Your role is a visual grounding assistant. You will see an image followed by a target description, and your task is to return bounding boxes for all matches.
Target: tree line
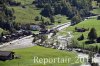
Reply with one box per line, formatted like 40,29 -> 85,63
0,0 -> 15,32
34,0 -> 94,24
0,0 -> 30,36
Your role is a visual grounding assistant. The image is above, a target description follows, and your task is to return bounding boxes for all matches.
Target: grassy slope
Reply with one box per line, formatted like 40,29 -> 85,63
57,1 -> 100,36
48,15 -> 70,29
11,0 -> 70,25
0,46 -> 80,66
92,8 -> 100,14
10,0 -> 41,24
67,18 -> 100,37
92,1 -> 97,7
0,28 -> 3,34
59,1 -> 100,47
12,6 -> 40,24
92,1 -> 100,14
64,18 -> 100,48
54,15 -> 70,25
0,0 -> 40,33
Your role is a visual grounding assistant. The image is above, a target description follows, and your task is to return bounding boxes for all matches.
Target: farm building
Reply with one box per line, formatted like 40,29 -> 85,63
0,51 -> 15,61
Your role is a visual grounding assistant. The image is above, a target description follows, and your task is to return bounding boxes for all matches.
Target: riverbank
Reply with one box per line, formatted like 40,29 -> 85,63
0,35 -> 35,50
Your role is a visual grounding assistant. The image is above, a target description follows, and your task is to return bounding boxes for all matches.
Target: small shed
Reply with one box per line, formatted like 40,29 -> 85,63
0,51 -> 15,61
30,25 -> 40,31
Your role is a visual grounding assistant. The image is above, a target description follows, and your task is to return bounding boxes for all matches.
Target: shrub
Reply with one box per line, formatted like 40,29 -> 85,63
77,34 -> 84,41
91,63 -> 99,66
96,37 -> 100,43
97,16 -> 100,20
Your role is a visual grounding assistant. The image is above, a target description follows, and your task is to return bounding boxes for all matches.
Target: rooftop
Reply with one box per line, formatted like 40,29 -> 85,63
0,51 -> 14,56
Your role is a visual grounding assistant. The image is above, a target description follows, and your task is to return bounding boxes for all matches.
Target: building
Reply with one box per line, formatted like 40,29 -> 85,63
0,51 -> 15,61
30,25 -> 40,31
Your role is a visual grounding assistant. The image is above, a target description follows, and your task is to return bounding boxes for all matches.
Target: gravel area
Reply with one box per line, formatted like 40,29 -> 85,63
0,35 -> 35,50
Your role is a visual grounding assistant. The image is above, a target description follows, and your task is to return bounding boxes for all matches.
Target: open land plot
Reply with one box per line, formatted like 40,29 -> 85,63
0,46 -> 81,66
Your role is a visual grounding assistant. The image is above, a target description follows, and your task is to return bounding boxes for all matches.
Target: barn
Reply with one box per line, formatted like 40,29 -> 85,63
0,51 -> 15,61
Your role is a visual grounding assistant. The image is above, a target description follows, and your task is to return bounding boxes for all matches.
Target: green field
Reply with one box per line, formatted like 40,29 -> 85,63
92,1 -> 97,7
0,46 -> 80,66
15,0 -> 34,5
54,15 -> 70,25
63,17 -> 100,48
12,6 -> 40,24
92,8 -> 100,14
8,0 -> 41,24
92,1 -> 100,14
0,28 -> 4,34
67,18 -> 100,37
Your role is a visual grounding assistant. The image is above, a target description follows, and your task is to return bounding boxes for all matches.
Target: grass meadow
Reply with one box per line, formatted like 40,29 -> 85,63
0,46 -> 80,66
63,17 -> 100,48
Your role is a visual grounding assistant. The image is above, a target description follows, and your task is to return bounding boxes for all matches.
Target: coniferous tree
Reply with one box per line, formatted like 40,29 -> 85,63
35,16 -> 40,21
88,28 -> 97,42
96,37 -> 100,43
71,12 -> 82,24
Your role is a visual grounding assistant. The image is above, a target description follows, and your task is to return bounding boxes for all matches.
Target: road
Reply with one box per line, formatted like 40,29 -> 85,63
51,22 -> 71,31
51,15 -> 99,31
